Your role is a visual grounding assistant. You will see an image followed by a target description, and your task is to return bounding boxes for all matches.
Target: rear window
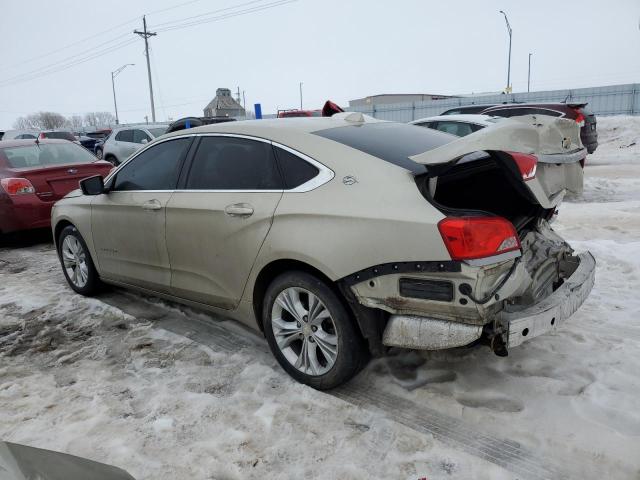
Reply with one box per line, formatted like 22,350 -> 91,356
2,143 -> 96,168
313,122 -> 452,173
42,131 -> 76,141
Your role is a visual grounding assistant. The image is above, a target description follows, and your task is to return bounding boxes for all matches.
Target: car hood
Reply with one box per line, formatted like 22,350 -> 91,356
409,115 -> 583,165
0,442 -> 135,480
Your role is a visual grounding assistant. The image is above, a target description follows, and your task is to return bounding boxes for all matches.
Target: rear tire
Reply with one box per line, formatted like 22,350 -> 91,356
104,154 -> 118,166
57,225 -> 101,296
263,271 -> 368,389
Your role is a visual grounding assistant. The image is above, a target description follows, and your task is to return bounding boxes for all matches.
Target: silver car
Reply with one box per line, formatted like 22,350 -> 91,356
102,124 -> 168,165
51,113 -> 595,389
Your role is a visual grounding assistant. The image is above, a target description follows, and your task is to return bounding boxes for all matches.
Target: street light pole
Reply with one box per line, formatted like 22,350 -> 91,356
111,64 -> 134,125
299,82 -> 303,110
528,53 -> 532,93
499,10 -> 513,92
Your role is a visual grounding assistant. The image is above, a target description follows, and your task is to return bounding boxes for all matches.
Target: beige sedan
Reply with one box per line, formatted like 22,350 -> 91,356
52,113 -> 595,389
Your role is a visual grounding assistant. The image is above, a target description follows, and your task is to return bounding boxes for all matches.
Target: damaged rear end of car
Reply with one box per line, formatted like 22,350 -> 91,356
348,115 -> 595,356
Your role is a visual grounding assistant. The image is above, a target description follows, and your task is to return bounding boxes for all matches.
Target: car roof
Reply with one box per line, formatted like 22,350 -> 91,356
162,114 -> 387,140
411,114 -> 505,125
0,138 -> 72,148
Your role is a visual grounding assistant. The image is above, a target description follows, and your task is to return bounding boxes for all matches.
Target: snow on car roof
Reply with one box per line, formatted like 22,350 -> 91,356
411,114 -> 505,125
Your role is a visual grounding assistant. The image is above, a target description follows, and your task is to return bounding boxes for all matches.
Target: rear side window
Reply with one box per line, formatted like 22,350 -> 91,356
185,136 -> 282,190
132,129 -> 151,144
115,130 -> 134,142
112,138 -> 191,191
435,121 -> 475,137
2,143 -> 96,168
314,122 -> 452,173
274,147 -> 319,189
489,107 -> 562,118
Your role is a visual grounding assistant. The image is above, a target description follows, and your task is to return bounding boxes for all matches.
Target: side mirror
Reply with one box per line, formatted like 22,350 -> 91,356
80,175 -> 105,196
141,138 -> 148,144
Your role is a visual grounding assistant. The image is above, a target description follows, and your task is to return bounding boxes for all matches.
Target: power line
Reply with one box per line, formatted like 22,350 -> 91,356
0,0 -> 299,89
156,0 -> 298,32
0,38 -> 137,88
0,33 -> 133,86
153,0 -> 268,28
5,18 -> 138,70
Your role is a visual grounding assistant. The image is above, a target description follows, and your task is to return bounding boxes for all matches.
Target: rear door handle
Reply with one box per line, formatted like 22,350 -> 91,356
224,203 -> 254,218
142,199 -> 162,211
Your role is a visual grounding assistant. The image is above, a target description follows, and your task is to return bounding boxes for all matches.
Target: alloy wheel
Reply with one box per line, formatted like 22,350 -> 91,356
61,235 -> 89,288
271,287 -> 338,376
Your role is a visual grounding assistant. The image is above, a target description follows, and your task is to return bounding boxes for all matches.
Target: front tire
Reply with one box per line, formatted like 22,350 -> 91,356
95,148 -> 103,159
263,271 -> 367,389
57,225 -> 101,296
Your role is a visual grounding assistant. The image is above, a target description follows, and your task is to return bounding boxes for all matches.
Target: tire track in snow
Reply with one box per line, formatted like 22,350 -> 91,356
102,290 -> 570,480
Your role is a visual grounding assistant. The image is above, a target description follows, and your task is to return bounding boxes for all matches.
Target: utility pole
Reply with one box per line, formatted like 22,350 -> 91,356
528,53 -> 532,93
242,90 -> 246,116
299,82 -> 303,110
111,64 -> 134,125
499,10 -> 512,93
134,16 -> 157,122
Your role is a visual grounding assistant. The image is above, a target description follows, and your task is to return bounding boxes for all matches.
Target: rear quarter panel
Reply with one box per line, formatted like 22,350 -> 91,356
244,134 -> 450,302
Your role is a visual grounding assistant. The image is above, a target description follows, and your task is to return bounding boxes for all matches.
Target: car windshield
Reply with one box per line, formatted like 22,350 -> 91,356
43,131 -> 76,141
2,143 -> 96,168
313,122 -> 453,173
148,127 -> 167,138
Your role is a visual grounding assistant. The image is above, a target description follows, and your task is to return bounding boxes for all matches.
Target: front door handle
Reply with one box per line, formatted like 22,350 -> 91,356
142,199 -> 162,211
224,203 -> 254,218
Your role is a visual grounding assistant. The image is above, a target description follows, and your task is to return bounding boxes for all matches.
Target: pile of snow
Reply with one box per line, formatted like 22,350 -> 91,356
587,115 -> 640,165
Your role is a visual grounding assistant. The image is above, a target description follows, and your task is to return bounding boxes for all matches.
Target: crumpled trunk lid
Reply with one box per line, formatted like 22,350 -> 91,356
411,115 -> 586,210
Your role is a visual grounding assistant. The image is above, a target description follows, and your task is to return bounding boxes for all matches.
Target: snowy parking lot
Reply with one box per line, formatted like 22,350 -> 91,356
1,117 -> 639,480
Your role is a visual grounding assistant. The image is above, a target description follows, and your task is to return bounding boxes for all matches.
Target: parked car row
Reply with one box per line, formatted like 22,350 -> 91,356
0,139 -> 112,235
437,102 -> 598,153
48,112 -> 594,389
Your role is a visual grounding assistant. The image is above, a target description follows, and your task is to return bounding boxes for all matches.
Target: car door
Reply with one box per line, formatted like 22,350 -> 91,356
165,134 -> 283,308
91,137 -> 192,292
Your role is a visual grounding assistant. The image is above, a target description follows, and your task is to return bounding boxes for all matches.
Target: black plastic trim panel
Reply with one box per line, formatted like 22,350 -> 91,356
342,261 -> 461,287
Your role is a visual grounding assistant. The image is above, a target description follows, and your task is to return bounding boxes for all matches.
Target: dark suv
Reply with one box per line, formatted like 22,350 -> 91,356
441,102 -> 598,153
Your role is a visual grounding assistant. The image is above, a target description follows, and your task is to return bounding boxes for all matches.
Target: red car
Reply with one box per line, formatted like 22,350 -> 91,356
0,139 -> 113,234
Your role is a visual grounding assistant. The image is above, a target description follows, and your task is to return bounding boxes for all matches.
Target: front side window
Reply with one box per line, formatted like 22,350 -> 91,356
185,136 -> 282,190
115,130 -> 133,142
112,138 -> 191,191
132,129 -> 151,144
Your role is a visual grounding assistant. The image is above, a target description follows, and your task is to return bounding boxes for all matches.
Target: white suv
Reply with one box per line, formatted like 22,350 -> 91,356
102,125 -> 168,165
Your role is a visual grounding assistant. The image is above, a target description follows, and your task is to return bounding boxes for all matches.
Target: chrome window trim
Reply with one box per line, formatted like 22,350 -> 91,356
103,132 -> 334,194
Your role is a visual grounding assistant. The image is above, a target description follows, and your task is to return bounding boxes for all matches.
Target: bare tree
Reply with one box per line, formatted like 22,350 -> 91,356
67,115 -> 84,131
84,111 -> 115,128
13,111 -> 67,130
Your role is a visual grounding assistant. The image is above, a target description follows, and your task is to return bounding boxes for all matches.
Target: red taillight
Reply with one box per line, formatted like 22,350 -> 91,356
573,109 -> 585,127
438,216 -> 521,260
0,178 -> 36,195
508,152 -> 537,181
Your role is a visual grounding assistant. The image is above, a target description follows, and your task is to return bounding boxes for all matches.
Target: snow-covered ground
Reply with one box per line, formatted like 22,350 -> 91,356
1,116 -> 639,479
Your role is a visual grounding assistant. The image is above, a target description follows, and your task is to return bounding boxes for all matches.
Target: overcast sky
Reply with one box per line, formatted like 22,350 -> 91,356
1,0 -> 639,129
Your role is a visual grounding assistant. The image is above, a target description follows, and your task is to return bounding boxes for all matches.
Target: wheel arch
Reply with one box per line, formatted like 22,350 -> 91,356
251,258 -> 386,356
252,259 -> 337,333
53,219 -> 74,249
